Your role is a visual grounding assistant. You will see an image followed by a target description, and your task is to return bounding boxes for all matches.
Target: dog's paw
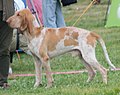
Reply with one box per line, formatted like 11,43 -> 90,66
45,83 -> 53,89
34,82 -> 42,88
86,76 -> 94,83
109,65 -> 116,71
34,83 -> 39,88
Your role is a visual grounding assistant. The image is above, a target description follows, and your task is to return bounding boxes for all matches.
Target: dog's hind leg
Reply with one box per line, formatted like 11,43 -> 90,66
91,61 -> 107,84
80,44 -> 108,84
82,54 -> 107,84
77,50 -> 96,82
72,49 -> 96,82
80,57 -> 96,82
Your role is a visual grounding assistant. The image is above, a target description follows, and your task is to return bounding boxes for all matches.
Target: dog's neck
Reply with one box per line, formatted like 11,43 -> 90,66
22,26 -> 43,43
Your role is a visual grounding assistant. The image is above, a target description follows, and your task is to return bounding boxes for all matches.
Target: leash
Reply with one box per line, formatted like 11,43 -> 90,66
72,0 -> 98,26
11,70 -> 88,77
16,50 -> 22,64
29,0 -> 42,27
15,30 -> 22,64
9,68 -> 120,77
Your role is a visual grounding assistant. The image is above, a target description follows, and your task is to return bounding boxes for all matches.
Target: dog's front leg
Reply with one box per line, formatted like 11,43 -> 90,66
32,55 -> 43,88
42,60 -> 54,88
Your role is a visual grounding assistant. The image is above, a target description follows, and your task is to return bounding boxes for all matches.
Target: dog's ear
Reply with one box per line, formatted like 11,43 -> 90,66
24,10 -> 35,35
18,12 -> 27,31
26,14 -> 34,34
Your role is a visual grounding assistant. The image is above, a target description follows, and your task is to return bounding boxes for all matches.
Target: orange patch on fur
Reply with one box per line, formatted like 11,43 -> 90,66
64,38 -> 78,46
72,32 -> 79,40
87,32 -> 100,47
46,29 -> 61,51
34,27 -> 43,37
47,28 -> 69,51
64,29 -> 79,46
39,28 -> 67,56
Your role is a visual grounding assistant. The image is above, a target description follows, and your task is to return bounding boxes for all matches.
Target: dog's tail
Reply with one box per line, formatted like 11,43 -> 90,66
97,37 -> 116,70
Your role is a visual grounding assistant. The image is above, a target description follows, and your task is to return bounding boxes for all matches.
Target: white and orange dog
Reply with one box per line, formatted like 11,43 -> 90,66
7,9 -> 116,88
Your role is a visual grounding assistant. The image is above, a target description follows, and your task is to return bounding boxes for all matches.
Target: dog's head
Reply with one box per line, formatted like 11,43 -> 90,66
7,9 -> 34,34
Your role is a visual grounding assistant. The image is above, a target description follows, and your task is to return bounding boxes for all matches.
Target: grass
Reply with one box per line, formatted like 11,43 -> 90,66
1,0 -> 120,95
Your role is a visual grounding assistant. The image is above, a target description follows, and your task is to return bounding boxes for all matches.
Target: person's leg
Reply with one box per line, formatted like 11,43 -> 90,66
56,0 -> 66,27
0,11 -> 13,87
42,0 -> 57,28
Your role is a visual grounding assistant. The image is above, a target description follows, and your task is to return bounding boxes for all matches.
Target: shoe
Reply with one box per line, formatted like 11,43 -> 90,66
0,83 -> 10,89
8,74 -> 16,79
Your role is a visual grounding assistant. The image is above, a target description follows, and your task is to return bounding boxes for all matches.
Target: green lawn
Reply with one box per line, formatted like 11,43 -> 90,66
1,0 -> 120,95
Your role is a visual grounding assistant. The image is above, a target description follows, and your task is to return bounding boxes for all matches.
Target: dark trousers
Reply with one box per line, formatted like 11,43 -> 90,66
0,11 -> 13,85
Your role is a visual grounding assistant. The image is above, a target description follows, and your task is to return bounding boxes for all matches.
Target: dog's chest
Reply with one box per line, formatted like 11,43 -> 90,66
28,37 -> 43,57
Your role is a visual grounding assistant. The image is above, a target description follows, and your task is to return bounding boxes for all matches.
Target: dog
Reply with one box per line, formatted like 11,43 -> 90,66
7,9 -> 116,88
